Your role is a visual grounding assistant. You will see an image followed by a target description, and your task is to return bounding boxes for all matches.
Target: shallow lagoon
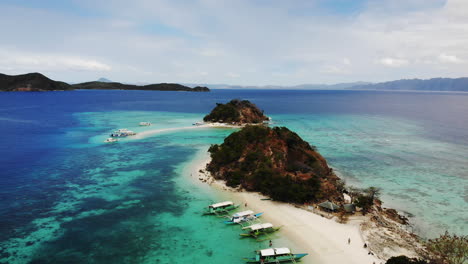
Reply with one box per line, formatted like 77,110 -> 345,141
0,89 -> 467,263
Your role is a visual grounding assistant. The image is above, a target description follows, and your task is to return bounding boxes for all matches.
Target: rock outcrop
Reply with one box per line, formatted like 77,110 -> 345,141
207,125 -> 341,203
203,99 -> 269,124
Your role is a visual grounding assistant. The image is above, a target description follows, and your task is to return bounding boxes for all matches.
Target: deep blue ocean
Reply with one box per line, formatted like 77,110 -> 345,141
0,89 -> 467,263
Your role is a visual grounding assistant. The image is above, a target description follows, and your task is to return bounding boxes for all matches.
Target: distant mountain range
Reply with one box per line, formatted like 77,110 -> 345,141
1,72 -> 467,92
0,73 -> 210,92
347,78 -> 468,92
182,82 -> 370,90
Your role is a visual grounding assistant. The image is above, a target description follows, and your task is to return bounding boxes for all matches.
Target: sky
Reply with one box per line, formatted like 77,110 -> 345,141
0,0 -> 467,85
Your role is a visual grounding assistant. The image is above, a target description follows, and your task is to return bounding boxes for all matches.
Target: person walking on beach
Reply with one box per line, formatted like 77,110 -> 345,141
348,238 -> 351,244
245,202 -> 247,207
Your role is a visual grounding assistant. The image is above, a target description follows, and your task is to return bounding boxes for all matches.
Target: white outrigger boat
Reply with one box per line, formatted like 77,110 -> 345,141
240,223 -> 281,238
139,122 -> 151,126
203,201 -> 240,215
110,128 -> 137,137
224,210 -> 263,225
104,138 -> 118,143
243,247 -> 308,263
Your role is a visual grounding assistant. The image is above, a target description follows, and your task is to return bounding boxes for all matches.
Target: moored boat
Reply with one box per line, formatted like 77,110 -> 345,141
240,223 -> 281,238
243,247 -> 308,263
203,201 -> 240,215
139,122 -> 151,126
224,210 -> 263,225
104,138 -> 118,143
110,128 -> 137,137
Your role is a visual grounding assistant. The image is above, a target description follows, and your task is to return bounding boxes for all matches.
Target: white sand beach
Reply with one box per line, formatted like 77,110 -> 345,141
133,123 -> 240,140
187,151 -> 384,264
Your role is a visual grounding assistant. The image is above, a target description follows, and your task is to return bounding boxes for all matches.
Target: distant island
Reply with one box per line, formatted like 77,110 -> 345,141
203,99 -> 269,124
188,77 -> 468,92
207,125 -> 342,203
349,77 -> 468,92
0,72 -> 210,92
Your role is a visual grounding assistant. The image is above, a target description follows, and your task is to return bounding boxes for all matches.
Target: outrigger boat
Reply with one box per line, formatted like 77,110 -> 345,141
104,138 -> 118,143
139,122 -> 151,126
110,128 -> 137,137
243,247 -> 308,263
224,210 -> 263,225
240,223 -> 281,238
203,201 -> 240,215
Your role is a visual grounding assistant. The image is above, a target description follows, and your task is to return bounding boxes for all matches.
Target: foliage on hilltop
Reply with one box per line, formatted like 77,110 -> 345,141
207,125 -> 341,203
203,99 -> 269,124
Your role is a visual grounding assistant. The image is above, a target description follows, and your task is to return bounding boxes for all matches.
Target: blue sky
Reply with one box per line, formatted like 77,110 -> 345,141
0,0 -> 466,85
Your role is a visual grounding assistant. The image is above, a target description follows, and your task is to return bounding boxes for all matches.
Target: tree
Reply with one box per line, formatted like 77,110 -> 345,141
365,186 -> 382,201
386,255 -> 428,264
426,232 -> 468,264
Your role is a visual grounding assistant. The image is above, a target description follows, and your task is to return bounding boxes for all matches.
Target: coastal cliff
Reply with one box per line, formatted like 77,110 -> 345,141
206,125 -> 341,203
0,72 -> 210,92
203,99 -> 269,124
0,73 -> 72,91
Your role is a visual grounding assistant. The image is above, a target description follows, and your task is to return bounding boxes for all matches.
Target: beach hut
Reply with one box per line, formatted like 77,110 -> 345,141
343,204 -> 356,213
318,201 -> 340,212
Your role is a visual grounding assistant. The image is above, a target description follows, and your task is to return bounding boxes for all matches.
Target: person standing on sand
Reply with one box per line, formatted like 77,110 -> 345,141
348,238 -> 351,244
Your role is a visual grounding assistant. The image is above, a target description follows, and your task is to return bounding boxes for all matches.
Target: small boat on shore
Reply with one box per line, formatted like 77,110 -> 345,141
110,128 -> 137,137
243,247 -> 308,263
139,122 -> 151,126
224,210 -> 263,225
104,138 -> 118,143
203,201 -> 240,215
240,223 -> 281,238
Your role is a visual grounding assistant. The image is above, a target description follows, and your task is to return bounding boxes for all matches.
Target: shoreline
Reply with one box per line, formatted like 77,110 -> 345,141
184,148 -> 427,264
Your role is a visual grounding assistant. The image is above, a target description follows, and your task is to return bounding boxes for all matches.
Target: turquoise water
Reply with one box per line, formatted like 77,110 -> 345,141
0,90 -> 467,263
0,111 -> 288,264
271,114 -> 467,237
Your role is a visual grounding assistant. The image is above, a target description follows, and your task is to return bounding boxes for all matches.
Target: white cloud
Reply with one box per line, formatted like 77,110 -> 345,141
0,48 -> 111,72
378,57 -> 409,67
438,53 -> 464,64
0,0 -> 468,84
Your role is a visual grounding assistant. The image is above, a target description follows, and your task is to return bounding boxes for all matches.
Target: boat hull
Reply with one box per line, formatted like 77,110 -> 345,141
240,226 -> 281,238
243,253 -> 308,263
203,204 -> 240,215
224,212 -> 263,224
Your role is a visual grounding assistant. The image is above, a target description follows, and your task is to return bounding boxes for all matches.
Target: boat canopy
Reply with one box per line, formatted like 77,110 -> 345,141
209,201 -> 233,208
259,248 -> 291,257
243,223 -> 273,231
232,210 -> 254,217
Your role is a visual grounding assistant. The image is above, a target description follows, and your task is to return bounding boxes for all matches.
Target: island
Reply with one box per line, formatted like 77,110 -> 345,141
203,99 -> 269,124
196,99 -> 447,263
207,125 -> 341,203
0,72 -> 210,92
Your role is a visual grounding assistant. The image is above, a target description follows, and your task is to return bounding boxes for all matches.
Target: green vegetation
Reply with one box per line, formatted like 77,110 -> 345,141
203,103 -> 240,123
203,99 -> 268,123
426,232 -> 468,264
386,256 -> 428,264
207,125 -> 333,203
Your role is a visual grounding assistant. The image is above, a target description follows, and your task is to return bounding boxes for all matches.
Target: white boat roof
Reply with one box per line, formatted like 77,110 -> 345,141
260,248 -> 291,257
232,210 -> 254,217
243,223 -> 273,231
209,201 -> 233,208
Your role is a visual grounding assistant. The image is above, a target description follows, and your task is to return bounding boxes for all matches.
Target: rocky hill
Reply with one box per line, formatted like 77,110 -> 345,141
207,125 -> 341,203
72,81 -> 210,92
203,99 -> 269,124
0,73 -> 72,91
0,72 -> 210,92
